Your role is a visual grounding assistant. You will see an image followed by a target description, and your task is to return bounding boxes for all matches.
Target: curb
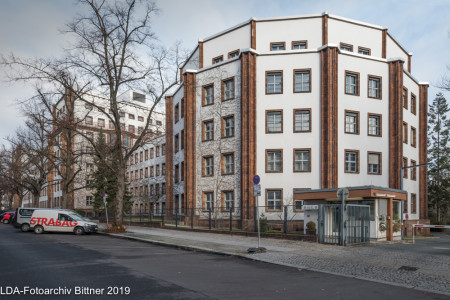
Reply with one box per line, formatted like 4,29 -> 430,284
99,232 -> 450,297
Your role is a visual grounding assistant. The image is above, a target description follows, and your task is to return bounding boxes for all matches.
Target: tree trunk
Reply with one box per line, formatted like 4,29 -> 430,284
114,164 -> 126,227
32,192 -> 40,207
62,188 -> 68,209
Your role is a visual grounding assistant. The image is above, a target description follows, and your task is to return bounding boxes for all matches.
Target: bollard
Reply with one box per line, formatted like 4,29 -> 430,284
229,204 -> 233,232
191,208 -> 194,229
283,205 -> 288,234
208,208 -> 212,230
175,210 -> 178,228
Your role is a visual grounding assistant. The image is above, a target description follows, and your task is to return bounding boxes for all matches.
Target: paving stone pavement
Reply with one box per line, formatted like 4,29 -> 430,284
107,226 -> 450,295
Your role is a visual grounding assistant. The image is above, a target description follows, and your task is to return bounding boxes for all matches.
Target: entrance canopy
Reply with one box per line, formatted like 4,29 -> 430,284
294,185 -> 406,201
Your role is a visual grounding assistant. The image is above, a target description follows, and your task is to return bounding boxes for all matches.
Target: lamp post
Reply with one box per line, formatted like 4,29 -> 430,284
400,162 -> 429,239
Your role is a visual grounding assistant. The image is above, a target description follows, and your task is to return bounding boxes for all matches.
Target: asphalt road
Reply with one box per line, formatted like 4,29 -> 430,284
0,224 -> 447,300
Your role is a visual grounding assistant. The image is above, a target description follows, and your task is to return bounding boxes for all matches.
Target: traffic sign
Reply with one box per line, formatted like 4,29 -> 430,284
405,214 -> 409,220
253,175 -> 260,185
337,188 -> 349,200
103,192 -> 107,204
253,184 -> 261,196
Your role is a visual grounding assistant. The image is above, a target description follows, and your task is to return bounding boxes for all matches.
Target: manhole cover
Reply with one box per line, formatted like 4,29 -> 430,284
398,266 -> 418,271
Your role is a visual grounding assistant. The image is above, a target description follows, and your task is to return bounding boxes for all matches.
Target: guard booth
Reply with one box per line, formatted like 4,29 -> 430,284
318,204 -> 370,245
294,186 -> 407,244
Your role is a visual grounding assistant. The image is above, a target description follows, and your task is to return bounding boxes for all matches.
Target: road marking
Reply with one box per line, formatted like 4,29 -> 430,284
433,247 -> 450,250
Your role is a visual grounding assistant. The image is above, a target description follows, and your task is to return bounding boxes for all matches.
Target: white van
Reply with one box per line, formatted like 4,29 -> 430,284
30,209 -> 98,235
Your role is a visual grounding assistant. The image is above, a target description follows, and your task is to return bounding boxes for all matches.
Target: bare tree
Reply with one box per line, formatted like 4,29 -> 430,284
2,0 -> 187,228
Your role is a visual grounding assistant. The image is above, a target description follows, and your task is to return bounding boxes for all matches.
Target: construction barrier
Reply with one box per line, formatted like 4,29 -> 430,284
412,224 -> 450,244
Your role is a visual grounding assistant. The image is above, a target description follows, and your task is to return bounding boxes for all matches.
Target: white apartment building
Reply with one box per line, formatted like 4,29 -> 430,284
40,89 -> 165,215
127,134 -> 166,215
165,13 -> 428,241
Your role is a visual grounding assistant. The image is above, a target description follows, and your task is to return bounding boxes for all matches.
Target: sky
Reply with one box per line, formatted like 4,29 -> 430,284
0,0 -> 449,143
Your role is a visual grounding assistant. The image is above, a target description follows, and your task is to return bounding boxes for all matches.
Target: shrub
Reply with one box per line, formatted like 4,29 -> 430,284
306,221 -> 316,231
259,213 -> 267,233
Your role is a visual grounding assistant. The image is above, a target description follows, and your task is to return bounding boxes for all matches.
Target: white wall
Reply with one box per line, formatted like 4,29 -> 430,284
386,35 -> 409,62
256,18 -> 322,51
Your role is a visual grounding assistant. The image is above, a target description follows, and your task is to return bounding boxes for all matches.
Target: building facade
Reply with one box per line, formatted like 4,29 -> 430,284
165,13 -> 428,240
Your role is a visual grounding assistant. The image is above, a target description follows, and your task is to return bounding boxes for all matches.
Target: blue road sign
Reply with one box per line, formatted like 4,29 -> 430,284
253,175 -> 260,185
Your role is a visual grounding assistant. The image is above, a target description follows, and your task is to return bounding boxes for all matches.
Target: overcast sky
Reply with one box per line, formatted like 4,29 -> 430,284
0,0 -> 449,143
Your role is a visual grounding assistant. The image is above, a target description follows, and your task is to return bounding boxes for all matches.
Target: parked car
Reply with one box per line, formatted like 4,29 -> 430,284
2,212 -> 15,224
30,209 -> 98,235
13,208 -> 43,232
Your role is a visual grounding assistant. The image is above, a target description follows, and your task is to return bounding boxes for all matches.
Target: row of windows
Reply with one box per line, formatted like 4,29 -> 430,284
202,153 -> 235,177
129,145 -> 166,165
174,162 -> 185,184
340,42 -> 371,55
126,164 -> 166,181
270,40 -> 308,51
202,115 -> 235,142
130,183 -> 166,197
212,49 -> 240,64
202,190 -> 235,211
402,87 -> 417,115
202,77 -> 235,106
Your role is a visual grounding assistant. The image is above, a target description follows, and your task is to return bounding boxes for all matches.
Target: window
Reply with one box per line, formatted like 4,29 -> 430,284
129,114 -> 135,120
181,162 -> 184,181
145,167 -> 148,178
368,76 -> 381,99
138,127 -> 143,134
119,111 -> 125,118
162,143 -> 166,155
203,120 -> 214,141
411,126 -> 417,147
162,183 -> 166,195
175,134 -> 179,152
175,103 -> 179,123
411,159 -> 417,180
86,163 -> 94,173
228,50 -> 239,58
345,150 -> 359,173
266,190 -> 282,211
222,115 -> 235,138
150,166 -> 154,177
294,149 -> 311,172
156,165 -> 160,176
266,150 -> 282,172
368,114 -> 381,136
358,47 -> 371,55
403,87 -> 408,109
174,164 -> 179,183
402,157 -> 408,179
180,99 -> 184,118
411,94 -> 417,115
222,153 -> 234,175
204,192 -> 214,211
150,148 -> 154,159
86,179 -> 93,186
411,193 -> 417,214
212,55 -> 223,64
270,42 -> 285,51
128,125 -> 135,133
140,169 -> 143,179
222,78 -> 235,101
203,156 -> 214,176
403,122 -> 408,144
85,116 -> 93,125
266,110 -> 282,133
139,152 -> 143,162
223,191 -> 234,211
203,84 -> 214,106
292,40 -> 307,49
294,109 -> 311,132
345,71 -> 359,95
368,152 -> 381,175
266,71 -> 282,94
294,69 -> 311,92
340,43 -> 353,52
98,118 -> 105,128
345,111 -> 359,134
138,116 -> 144,121
180,130 -> 184,150
161,163 -> 165,176
145,150 -> 148,160
85,195 -> 94,206
156,146 -> 160,157
85,103 -> 93,110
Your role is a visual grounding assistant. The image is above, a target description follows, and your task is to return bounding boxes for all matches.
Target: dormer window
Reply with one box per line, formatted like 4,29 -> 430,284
270,42 -> 285,51
212,55 -> 223,64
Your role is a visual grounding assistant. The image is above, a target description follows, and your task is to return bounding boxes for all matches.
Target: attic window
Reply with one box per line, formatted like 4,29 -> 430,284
132,92 -> 146,103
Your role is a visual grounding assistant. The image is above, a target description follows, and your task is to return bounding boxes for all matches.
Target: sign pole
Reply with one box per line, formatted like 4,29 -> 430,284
248,175 -> 265,253
103,192 -> 109,227
256,198 -> 260,249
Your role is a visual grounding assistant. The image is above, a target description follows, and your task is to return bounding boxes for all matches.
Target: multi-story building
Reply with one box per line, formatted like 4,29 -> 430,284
127,134 -> 166,216
40,89 -> 165,215
165,12 -> 428,241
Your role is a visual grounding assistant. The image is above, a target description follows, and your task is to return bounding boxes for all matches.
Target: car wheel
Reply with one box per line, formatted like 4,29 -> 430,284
74,227 -> 85,235
21,223 -> 30,232
34,225 -> 44,234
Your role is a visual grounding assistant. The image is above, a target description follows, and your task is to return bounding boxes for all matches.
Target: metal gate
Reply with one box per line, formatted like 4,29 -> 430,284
318,204 -> 370,246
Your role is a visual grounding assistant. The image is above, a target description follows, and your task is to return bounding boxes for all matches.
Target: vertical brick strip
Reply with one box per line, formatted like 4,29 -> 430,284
408,54 -> 412,73
240,52 -> 257,223
198,42 -> 203,69
322,14 -> 328,45
419,84 -> 428,219
382,29 -> 387,59
388,60 -> 404,189
320,47 -> 338,188
251,20 -> 256,49
184,72 -> 197,212
165,96 -> 174,216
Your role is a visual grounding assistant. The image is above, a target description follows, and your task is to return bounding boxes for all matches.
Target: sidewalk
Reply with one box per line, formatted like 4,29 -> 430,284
102,225 -> 450,296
